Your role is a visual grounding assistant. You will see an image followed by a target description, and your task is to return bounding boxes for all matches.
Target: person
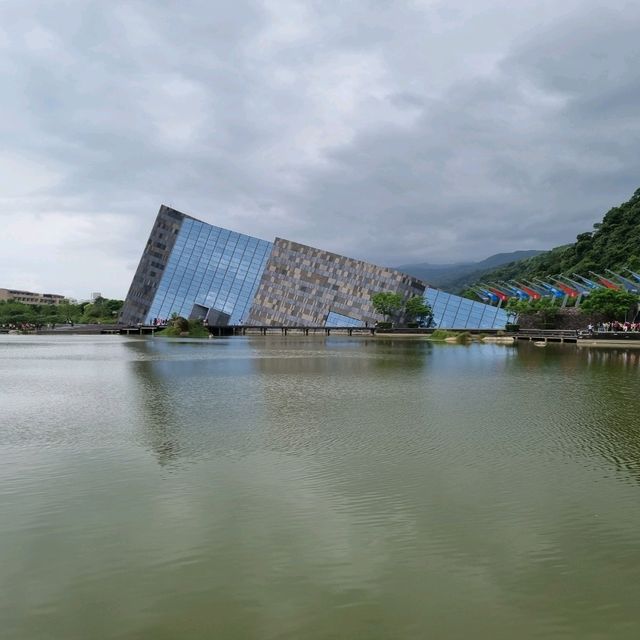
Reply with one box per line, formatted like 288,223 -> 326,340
587,323 -> 594,335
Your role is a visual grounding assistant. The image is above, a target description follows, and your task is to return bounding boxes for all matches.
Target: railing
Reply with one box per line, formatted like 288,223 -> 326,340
515,329 -> 580,337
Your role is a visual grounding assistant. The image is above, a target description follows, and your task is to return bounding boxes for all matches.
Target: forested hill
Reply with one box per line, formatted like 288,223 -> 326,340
470,188 -> 640,285
397,250 -> 542,291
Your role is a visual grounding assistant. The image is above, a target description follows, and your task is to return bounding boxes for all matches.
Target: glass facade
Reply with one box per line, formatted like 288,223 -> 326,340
425,287 -> 508,329
325,311 -> 365,327
122,205 -> 510,330
146,217 -> 273,325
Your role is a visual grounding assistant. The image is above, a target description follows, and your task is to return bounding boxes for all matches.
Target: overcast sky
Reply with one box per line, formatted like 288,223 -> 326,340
1,0 -> 639,299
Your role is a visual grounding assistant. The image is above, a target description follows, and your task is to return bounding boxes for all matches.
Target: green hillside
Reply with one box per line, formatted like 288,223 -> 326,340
397,250 -> 543,291
472,188 -> 640,286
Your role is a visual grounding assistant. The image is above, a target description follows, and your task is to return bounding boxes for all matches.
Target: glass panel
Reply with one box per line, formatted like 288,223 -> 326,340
325,311 -> 364,327
423,287 -> 506,329
144,221 -> 274,324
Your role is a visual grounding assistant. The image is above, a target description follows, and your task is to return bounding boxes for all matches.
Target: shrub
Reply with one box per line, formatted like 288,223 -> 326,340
172,316 -> 190,332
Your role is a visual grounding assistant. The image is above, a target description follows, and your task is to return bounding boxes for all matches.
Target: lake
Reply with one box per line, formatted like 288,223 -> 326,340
1,335 -> 639,639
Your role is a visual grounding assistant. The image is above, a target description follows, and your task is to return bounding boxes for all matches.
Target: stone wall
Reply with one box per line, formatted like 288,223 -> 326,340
517,307 -> 605,330
120,205 -> 184,325
247,238 -> 427,326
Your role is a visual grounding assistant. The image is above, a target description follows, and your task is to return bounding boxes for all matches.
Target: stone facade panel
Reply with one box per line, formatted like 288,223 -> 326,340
247,238 -> 426,326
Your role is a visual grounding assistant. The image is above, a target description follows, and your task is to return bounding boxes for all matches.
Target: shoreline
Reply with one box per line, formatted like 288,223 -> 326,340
6,329 -> 640,349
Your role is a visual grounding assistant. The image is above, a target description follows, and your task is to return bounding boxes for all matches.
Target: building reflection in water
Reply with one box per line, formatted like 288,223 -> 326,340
123,338 -> 255,467
124,340 -> 185,467
123,337 -> 435,467
122,337 -> 640,487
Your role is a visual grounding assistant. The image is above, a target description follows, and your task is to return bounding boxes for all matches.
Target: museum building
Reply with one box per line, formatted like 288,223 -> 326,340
120,206 -> 508,330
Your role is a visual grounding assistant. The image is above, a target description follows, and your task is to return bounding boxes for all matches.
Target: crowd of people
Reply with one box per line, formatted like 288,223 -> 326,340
587,321 -> 640,333
1,320 -> 75,332
1,322 -> 44,332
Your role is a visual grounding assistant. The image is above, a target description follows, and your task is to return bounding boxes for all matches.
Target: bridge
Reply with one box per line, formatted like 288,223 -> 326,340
207,324 -> 378,337
110,324 -> 505,337
512,329 -> 640,344
512,329 -> 579,343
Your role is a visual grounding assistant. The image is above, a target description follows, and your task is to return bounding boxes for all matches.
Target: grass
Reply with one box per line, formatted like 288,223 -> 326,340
155,324 -> 210,338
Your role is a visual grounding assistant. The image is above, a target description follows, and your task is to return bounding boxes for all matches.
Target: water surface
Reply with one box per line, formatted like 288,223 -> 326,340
1,335 -> 639,639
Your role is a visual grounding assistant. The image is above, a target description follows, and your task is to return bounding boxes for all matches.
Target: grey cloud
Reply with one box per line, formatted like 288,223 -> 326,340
0,0 -> 638,297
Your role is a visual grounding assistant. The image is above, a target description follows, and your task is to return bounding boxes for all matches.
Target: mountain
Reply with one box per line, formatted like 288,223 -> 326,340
397,250 -> 543,291
471,187 -> 640,287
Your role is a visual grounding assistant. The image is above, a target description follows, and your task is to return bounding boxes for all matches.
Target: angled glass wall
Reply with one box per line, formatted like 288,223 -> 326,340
325,311 -> 365,327
425,287 -> 508,329
145,217 -> 273,325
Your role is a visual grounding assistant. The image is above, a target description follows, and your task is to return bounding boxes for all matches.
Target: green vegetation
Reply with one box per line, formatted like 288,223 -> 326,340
506,297 -> 561,326
155,316 -> 209,338
0,297 -> 123,328
371,292 -> 433,326
580,288 -> 639,320
405,295 -> 432,324
429,329 -> 471,343
371,292 -> 404,322
468,187 -> 640,288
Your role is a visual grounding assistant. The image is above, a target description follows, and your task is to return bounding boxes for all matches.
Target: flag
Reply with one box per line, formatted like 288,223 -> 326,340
534,279 -> 565,298
573,274 -> 601,289
476,287 -> 499,304
551,277 -> 579,297
558,275 -> 590,295
471,287 -> 490,303
490,282 -> 518,299
625,269 -> 640,283
589,271 -> 619,290
524,280 -> 552,297
481,285 -> 508,303
513,281 -> 541,299
505,282 -> 530,299
605,269 -> 639,293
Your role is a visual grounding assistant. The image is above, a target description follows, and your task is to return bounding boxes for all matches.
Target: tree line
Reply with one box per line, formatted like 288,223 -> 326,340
370,292 -> 432,326
0,297 -> 124,328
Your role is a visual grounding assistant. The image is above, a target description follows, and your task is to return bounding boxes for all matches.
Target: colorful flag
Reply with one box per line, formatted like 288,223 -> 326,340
534,279 -> 565,298
605,270 -> 639,293
513,281 -> 541,299
573,274 -> 601,289
490,282 -> 518,299
506,282 -> 530,299
558,275 -> 590,295
476,287 -> 499,304
551,278 -> 579,297
481,285 -> 508,303
625,269 -> 640,283
471,287 -> 490,303
589,271 -> 619,290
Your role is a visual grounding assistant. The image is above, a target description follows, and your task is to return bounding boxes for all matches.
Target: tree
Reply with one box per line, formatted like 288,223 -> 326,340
405,295 -> 432,324
172,316 -> 190,332
581,288 -> 639,320
465,186 -> 640,291
0,298 -> 123,327
371,292 -> 404,322
506,297 -> 561,327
